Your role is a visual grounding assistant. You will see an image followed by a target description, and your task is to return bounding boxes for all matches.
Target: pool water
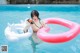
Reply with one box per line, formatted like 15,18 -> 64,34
0,5 -> 80,53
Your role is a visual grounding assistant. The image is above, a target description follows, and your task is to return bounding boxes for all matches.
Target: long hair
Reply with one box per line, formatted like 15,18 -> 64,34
31,10 -> 40,20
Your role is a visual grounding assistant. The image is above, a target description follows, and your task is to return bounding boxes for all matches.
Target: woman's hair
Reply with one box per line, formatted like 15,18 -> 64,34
31,10 -> 40,20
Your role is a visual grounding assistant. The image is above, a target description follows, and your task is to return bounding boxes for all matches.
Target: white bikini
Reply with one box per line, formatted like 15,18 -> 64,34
23,20 -> 44,44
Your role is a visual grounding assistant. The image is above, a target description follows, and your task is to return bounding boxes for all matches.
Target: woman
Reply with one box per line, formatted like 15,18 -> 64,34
23,10 -> 46,53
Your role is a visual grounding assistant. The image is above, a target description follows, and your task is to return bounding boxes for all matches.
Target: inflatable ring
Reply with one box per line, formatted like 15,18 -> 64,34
37,18 -> 80,43
5,22 -> 33,41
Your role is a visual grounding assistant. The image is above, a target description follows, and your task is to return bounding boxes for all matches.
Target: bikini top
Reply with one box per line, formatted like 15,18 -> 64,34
31,20 -> 42,33
33,20 -> 42,28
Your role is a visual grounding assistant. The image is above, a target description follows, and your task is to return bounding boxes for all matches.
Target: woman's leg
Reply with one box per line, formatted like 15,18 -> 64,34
29,33 -> 42,53
29,37 -> 37,53
31,42 -> 36,53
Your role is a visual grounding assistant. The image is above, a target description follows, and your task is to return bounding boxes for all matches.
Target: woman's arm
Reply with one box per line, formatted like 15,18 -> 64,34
23,20 -> 30,33
41,20 -> 47,28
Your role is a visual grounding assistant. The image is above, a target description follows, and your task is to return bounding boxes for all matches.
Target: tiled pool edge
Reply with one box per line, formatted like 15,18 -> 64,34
0,4 -> 80,12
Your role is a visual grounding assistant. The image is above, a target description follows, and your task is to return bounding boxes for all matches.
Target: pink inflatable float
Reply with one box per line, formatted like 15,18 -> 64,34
37,18 -> 80,43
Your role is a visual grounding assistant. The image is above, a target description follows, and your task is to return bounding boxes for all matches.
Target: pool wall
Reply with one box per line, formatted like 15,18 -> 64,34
0,4 -> 80,12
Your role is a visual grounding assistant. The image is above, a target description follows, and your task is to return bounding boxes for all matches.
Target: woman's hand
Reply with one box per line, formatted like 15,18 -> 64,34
27,19 -> 33,24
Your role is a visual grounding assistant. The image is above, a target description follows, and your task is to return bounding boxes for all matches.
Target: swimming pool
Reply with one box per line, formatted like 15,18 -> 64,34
0,4 -> 80,53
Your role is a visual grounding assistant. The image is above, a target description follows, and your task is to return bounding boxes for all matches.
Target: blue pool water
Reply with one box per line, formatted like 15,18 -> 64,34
0,5 -> 80,53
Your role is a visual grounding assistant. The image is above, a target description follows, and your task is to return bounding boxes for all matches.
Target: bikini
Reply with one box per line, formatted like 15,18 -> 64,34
32,20 -> 42,33
30,20 -> 43,43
